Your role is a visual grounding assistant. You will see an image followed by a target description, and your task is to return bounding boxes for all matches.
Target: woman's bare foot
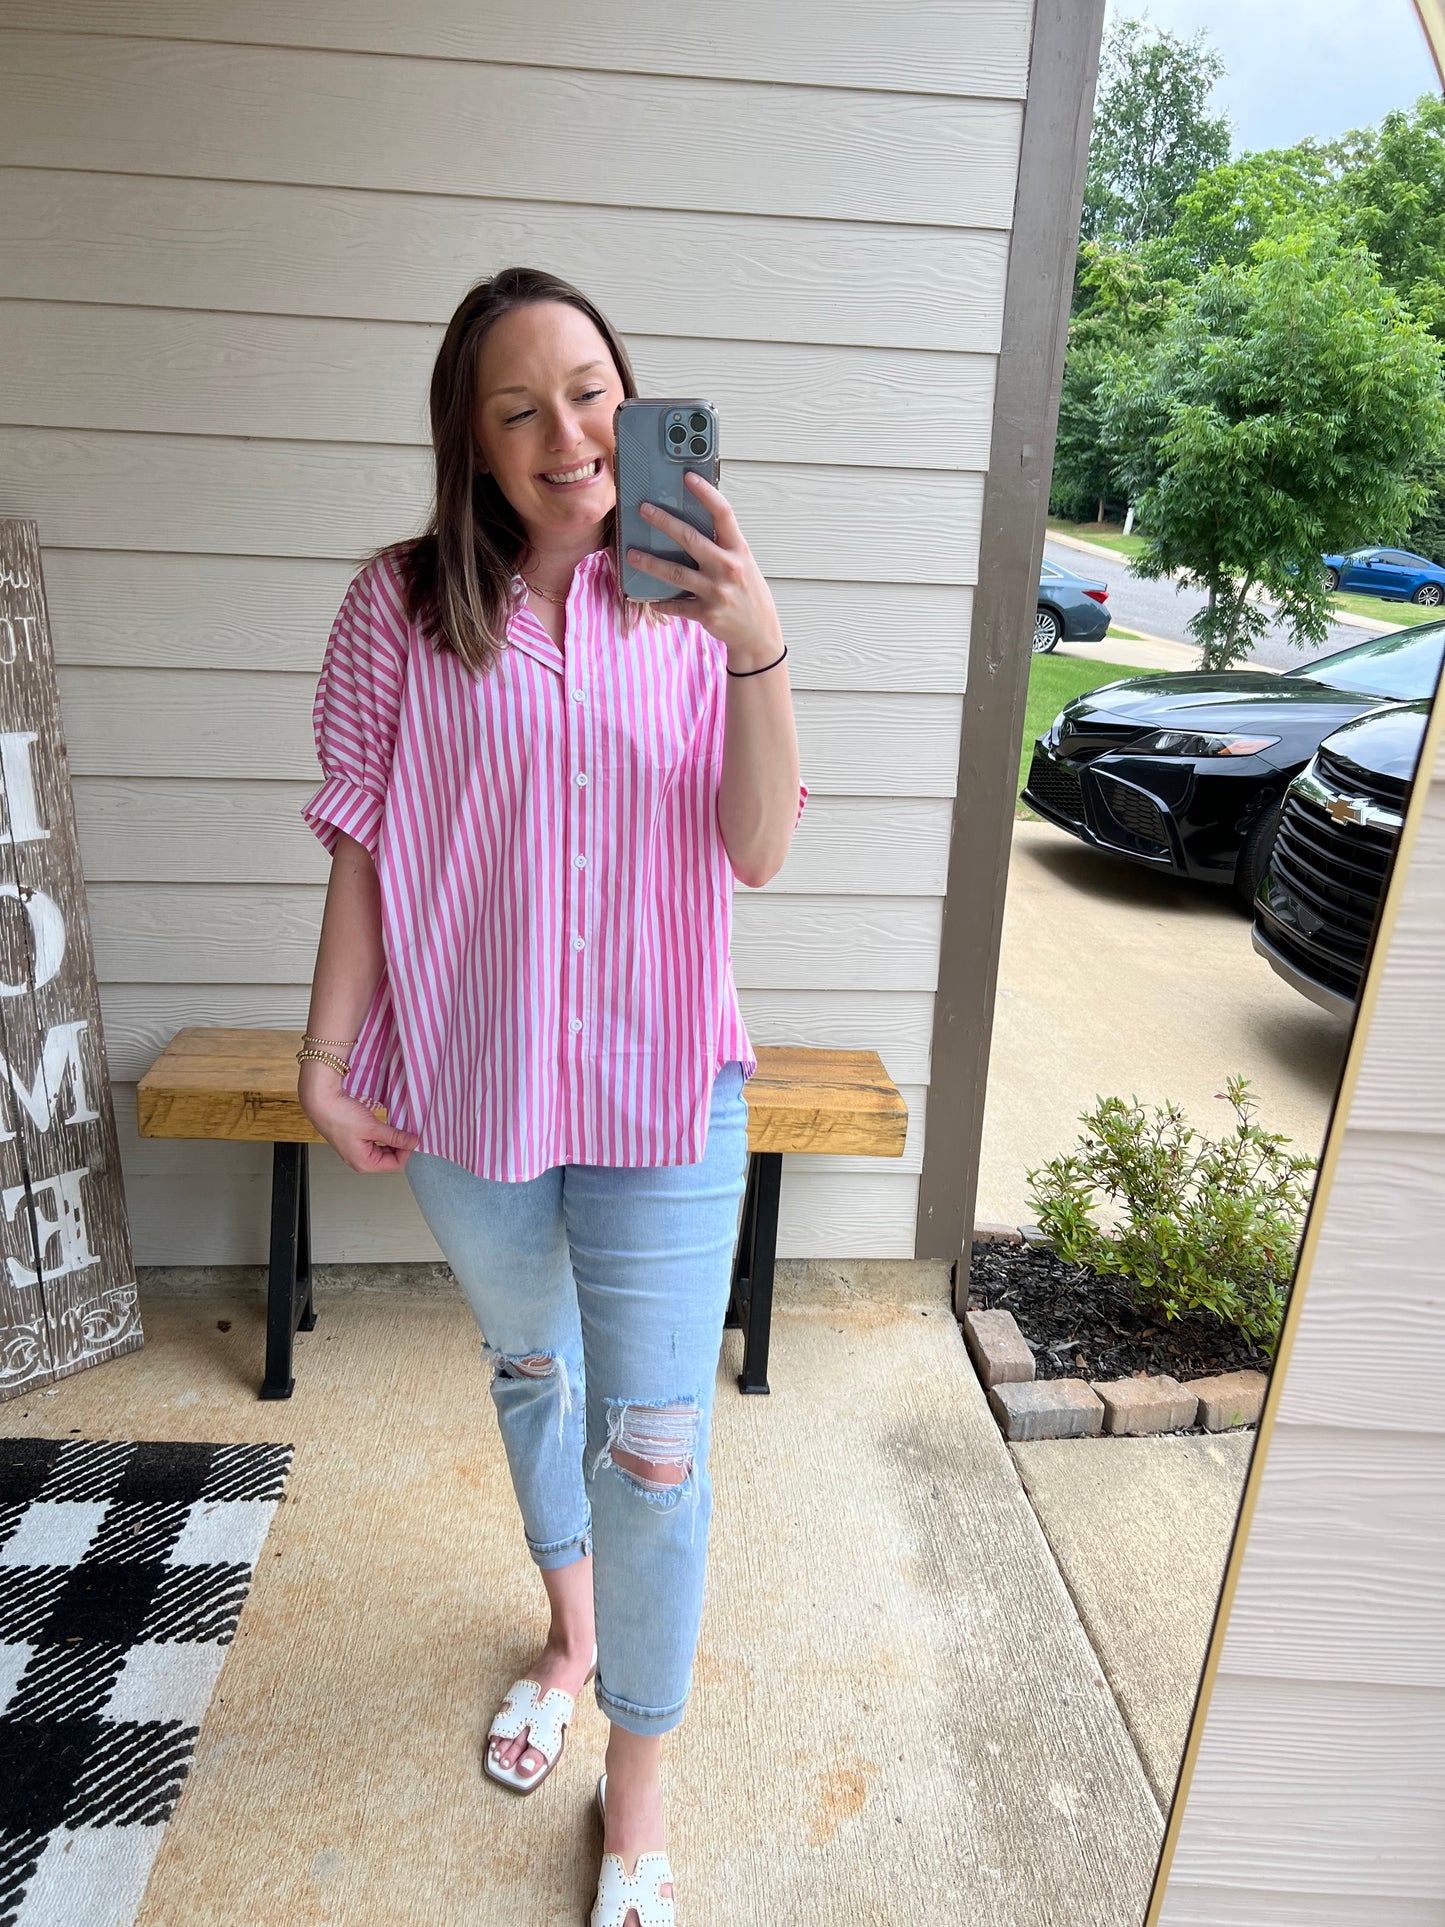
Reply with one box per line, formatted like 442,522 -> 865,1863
487,1634 -> 595,1781
601,1727 -> 673,1921
488,1553 -> 595,1783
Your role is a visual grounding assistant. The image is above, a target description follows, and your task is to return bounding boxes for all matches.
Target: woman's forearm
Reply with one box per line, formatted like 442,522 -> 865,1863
305,831 -> 386,1046
716,655 -> 801,889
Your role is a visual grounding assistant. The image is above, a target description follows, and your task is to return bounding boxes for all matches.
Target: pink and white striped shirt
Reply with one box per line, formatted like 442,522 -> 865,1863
301,543 -> 807,1180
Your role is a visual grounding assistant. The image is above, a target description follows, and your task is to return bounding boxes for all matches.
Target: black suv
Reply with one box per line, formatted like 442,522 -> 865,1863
1252,700 -> 1430,1015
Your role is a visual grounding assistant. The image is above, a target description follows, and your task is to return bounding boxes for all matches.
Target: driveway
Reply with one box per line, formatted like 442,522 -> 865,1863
976,819 -> 1350,1227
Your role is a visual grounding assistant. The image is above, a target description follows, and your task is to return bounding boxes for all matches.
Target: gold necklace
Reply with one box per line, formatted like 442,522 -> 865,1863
521,572 -> 569,606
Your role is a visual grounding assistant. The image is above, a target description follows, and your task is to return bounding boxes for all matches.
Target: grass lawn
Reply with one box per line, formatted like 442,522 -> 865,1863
1328,589 -> 1439,627
1047,517 -> 1148,562
1016,653 -> 1164,819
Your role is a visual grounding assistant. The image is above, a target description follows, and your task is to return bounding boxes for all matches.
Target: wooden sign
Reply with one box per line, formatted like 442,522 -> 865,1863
0,520 -> 140,1398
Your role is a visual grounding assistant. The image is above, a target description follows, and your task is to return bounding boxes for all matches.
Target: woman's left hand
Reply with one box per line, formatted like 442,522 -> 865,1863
627,472 -> 784,672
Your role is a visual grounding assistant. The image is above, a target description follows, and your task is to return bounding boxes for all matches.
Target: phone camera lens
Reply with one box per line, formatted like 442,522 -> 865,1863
689,412 -> 709,433
689,435 -> 708,454
667,424 -> 687,445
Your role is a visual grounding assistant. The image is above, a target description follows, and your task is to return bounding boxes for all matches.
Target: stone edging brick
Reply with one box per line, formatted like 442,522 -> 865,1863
966,1225 -> 1268,1443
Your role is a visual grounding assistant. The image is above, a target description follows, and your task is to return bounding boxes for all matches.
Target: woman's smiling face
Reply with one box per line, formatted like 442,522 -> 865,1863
473,300 -> 625,546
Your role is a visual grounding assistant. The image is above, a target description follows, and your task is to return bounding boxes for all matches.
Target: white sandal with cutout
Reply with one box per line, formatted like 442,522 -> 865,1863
590,1772 -> 676,1927
483,1647 -> 596,1793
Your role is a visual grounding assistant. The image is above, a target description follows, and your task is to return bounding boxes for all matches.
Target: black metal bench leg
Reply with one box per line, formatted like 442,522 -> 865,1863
725,1155 -> 757,1336
261,1142 -> 313,1400
296,1142 -> 316,1332
729,1150 -> 781,1395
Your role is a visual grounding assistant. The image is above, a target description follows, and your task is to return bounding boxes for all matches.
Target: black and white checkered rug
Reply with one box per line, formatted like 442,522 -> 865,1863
0,1437 -> 293,1927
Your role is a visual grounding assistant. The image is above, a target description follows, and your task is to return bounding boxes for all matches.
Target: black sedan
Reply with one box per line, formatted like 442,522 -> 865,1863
1035,559 -> 1111,653
1021,622 -> 1444,905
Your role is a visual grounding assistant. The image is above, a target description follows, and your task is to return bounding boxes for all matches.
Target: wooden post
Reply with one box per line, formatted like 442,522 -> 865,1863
0,520 -> 141,1397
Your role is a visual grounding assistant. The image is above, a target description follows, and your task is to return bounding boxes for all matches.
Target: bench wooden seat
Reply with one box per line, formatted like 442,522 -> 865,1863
136,1029 -> 908,1399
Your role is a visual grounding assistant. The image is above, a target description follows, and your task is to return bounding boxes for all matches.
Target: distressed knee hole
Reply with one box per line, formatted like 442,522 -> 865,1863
593,1399 -> 700,1499
495,1352 -> 556,1380
485,1348 -> 574,1443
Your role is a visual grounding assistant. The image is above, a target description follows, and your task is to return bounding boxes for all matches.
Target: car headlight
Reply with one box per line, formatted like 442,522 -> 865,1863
1129,730 -> 1282,757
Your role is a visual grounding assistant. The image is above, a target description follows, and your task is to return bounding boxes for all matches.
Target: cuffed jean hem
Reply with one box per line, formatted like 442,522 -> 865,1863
594,1678 -> 691,1737
527,1525 -> 593,1572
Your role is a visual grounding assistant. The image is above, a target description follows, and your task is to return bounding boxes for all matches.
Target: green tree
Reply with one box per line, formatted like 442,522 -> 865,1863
1149,144 -> 1342,281
1052,242 -> 1178,521
1101,229 -> 1445,670
1083,15 -> 1231,247
1335,93 -> 1445,336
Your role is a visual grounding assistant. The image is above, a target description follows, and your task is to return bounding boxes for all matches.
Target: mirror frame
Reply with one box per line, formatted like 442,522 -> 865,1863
1144,667 -> 1445,1920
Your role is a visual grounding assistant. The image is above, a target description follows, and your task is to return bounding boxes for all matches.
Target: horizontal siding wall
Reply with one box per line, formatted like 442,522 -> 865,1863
0,8 -> 1031,1262
1157,751 -> 1445,1921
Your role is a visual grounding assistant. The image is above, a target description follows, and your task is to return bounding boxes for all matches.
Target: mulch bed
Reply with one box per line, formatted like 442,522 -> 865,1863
967,1239 -> 1274,1385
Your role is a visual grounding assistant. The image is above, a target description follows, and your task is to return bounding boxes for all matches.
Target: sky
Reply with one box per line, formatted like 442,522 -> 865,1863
1102,0 -> 1439,153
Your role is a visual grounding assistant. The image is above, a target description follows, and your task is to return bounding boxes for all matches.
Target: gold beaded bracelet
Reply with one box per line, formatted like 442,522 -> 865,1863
296,1047 -> 351,1075
302,1033 -> 357,1050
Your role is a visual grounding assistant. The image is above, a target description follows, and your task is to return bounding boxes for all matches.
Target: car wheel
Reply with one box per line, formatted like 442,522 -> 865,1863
1033,608 -> 1061,653
1235,797 -> 1284,910
1323,567 -> 1340,591
1411,582 -> 1444,606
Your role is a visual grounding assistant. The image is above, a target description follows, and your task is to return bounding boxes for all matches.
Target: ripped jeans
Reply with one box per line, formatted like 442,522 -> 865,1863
403,1059 -> 749,1737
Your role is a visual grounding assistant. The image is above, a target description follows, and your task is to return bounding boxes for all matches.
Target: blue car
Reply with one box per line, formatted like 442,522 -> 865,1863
1035,558 -> 1111,652
1320,546 -> 1445,606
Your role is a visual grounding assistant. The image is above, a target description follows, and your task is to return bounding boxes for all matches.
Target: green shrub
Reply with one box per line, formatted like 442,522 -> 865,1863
1024,1076 -> 1316,1355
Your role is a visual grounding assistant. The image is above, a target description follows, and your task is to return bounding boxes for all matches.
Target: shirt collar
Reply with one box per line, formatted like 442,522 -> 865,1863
505,543 -> 616,673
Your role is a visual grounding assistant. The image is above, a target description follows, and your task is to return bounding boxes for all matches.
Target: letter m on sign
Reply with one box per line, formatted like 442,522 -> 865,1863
0,520 -> 141,1396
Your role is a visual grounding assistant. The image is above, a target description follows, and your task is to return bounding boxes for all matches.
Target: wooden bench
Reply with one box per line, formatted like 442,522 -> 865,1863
136,1030 -> 908,1400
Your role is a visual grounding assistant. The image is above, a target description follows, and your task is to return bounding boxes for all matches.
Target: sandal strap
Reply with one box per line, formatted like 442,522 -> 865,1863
590,1851 -> 675,1927
487,1677 -> 575,1760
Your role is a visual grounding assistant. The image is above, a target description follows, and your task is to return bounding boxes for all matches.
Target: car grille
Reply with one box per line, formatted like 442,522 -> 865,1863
1092,773 -> 1170,853
1314,743 -> 1408,810
1261,919 -> 1363,1005
1265,789 -> 1396,985
1026,750 -> 1084,821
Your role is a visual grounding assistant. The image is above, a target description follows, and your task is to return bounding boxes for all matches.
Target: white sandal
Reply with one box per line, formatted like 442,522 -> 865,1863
483,1647 -> 597,1793
590,1772 -> 677,1927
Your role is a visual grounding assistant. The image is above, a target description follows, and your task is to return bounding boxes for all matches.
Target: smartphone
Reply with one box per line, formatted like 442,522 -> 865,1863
613,397 -> 720,602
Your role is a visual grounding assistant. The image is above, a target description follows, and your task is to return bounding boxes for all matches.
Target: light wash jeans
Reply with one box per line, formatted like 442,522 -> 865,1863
404,1059 -> 749,1737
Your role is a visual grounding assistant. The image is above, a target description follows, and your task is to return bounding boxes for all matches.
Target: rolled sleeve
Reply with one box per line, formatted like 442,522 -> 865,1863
795,781 -> 809,827
301,558 -> 409,862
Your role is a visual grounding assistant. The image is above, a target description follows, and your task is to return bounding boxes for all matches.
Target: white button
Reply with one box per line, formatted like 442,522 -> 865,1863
572,936 -> 585,951
574,854 -> 587,869
576,772 -> 588,787
569,1018 -> 584,1034
572,688 -> 585,702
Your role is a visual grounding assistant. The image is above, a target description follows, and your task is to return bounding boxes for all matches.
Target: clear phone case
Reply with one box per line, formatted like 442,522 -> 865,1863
613,398 -> 720,602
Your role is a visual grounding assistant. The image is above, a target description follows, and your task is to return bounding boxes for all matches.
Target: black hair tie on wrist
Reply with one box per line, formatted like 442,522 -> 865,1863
726,643 -> 788,677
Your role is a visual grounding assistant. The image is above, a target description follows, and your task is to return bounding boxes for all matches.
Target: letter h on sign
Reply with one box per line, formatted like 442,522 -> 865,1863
0,520 -> 141,1397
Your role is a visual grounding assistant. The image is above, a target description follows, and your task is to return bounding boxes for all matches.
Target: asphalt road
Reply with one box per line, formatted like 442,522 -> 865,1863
1044,537 -> 1384,674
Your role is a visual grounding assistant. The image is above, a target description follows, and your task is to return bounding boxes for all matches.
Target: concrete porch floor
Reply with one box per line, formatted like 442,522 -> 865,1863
2,1262 -> 1164,1926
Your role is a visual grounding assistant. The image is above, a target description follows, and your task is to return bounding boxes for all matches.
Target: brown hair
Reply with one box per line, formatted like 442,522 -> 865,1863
392,266 -> 655,675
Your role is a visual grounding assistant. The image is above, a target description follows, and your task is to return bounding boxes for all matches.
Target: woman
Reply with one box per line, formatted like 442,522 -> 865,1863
297,266 -> 805,1925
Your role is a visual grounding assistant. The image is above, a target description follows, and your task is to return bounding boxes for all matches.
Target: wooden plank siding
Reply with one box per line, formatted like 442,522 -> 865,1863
0,35 -> 1023,227
0,5 -> 1034,1260
1155,736 -> 1445,1919
0,1 -> 1033,99
0,170 -> 1012,355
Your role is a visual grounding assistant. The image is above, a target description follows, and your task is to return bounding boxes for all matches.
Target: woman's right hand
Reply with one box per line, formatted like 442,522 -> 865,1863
298,1060 -> 422,1173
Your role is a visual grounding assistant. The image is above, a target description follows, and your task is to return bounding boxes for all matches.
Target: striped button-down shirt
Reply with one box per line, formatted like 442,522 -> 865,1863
301,544 -> 807,1180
